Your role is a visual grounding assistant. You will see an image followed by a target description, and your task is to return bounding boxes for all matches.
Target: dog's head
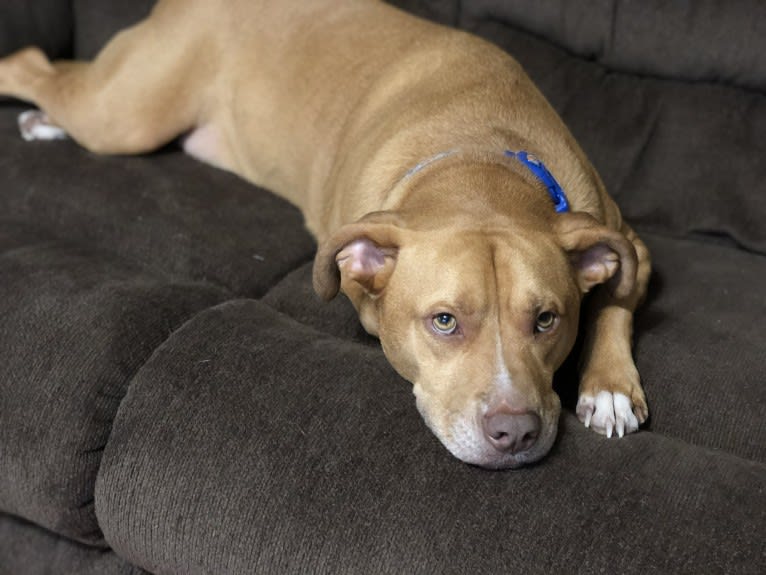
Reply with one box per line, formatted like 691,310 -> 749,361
313,194 -> 636,469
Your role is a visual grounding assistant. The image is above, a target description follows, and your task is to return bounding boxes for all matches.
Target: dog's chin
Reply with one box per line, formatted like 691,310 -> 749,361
419,406 -> 560,470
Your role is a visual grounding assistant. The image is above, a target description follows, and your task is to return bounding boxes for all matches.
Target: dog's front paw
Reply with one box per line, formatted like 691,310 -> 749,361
577,388 -> 648,438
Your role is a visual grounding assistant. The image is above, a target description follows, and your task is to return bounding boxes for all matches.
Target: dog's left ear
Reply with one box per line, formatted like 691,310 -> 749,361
555,213 -> 637,299
312,212 -> 403,301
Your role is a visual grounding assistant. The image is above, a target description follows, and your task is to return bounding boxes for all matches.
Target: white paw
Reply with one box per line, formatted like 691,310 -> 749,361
18,110 -> 68,142
577,391 -> 639,438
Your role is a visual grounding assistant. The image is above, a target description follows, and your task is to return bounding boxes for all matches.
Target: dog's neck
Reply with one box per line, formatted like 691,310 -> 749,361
391,148 -> 570,214
384,149 -> 565,231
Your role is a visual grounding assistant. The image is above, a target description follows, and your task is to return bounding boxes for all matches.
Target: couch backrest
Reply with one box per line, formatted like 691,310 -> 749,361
460,0 -> 766,91
0,0 -> 73,59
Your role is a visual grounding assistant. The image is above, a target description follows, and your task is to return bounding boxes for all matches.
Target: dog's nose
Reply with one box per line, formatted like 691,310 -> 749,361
482,408 -> 541,454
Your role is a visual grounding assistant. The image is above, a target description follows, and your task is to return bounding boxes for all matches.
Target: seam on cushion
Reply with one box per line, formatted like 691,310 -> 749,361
0,207 -> 313,301
462,16 -> 766,96
633,225 -> 766,258
0,224 -> 233,544
90,295 -> 244,538
612,97 -> 662,198
79,288 -> 234,544
256,251 -> 317,299
255,254 -> 384,347
619,428 -> 766,469
560,411 -> 766,469
254,252 -> 318,311
628,228 -> 765,464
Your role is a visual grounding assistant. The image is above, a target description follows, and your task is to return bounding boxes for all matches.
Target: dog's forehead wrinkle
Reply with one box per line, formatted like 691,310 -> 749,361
492,233 -> 572,308
402,228 -> 497,307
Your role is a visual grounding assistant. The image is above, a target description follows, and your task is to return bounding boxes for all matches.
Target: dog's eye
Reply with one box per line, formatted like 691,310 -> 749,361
535,311 -> 557,333
432,313 -> 459,335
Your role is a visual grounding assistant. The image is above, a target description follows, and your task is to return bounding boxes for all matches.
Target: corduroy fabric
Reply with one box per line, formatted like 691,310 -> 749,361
0,106 -> 316,298
387,0 -> 460,26
94,301 -> 765,575
73,0 -> 156,59
0,229 -> 228,544
636,233 -> 766,462
0,513 -> 148,575
0,0 -> 73,60
0,0 -> 764,573
460,0 -> 766,91
261,263 -> 376,345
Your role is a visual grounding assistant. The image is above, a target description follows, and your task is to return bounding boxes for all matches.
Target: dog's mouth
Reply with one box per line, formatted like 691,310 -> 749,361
446,416 -> 559,470
415,393 -> 561,469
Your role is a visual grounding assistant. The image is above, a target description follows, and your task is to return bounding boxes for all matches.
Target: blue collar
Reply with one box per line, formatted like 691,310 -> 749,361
504,150 -> 570,213
397,148 -> 571,213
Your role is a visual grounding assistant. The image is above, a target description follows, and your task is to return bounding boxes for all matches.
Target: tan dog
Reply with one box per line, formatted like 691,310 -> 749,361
0,0 -> 650,469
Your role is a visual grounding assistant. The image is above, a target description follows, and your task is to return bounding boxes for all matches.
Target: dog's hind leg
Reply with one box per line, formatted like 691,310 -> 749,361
0,2 -> 217,156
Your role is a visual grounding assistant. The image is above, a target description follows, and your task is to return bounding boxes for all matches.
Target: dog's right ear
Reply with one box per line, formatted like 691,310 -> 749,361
312,212 -> 403,301
554,212 -> 638,300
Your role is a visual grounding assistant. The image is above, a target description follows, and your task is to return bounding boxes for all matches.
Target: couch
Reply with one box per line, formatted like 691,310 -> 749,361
1,1 -> 764,573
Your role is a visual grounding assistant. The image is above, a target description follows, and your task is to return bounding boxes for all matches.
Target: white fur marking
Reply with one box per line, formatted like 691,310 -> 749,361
577,391 -> 639,438
594,391 -> 615,437
578,393 -> 603,432
182,124 -> 221,167
613,393 -> 639,437
18,110 -> 68,142
494,339 -> 513,393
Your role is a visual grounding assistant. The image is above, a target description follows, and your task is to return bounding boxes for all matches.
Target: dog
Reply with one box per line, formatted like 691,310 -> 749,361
0,0 -> 650,469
